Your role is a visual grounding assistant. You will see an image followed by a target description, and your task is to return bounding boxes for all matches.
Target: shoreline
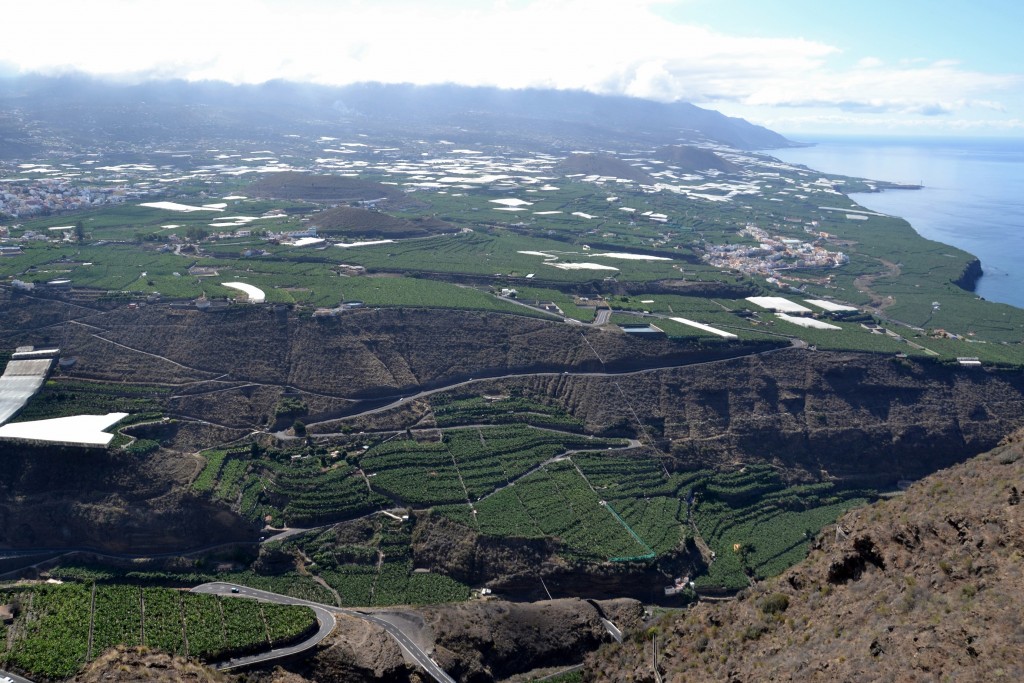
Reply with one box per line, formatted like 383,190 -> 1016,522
768,137 -> 1024,310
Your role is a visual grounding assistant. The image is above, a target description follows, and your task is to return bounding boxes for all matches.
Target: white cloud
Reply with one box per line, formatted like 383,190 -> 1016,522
856,57 -> 884,68
0,0 -> 1019,126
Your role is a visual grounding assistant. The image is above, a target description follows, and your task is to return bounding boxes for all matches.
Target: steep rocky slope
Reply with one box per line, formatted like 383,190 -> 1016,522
53,306 -> 740,393
410,510 -> 702,604
263,612 -> 412,683
258,598 -> 641,683
585,429 -> 1024,682
503,350 -> 1024,487
425,598 -> 643,681
0,445 -> 253,551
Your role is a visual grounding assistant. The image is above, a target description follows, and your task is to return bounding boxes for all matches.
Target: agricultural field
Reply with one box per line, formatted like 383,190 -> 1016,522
10,379 -> 166,423
359,425 -> 626,506
432,394 -> 585,430
439,458 -> 659,562
179,398 -> 884,595
190,425 -> 629,529
4,117 -> 1023,644
303,520 -> 472,607
47,564 -> 338,606
0,583 -> 317,679
689,464 -> 871,590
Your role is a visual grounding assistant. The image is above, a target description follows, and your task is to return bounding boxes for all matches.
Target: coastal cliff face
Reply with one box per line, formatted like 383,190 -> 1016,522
584,429 -> 1024,682
953,257 -> 984,291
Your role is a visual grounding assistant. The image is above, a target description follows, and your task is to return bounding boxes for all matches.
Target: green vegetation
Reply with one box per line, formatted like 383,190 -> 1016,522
690,464 -> 870,590
3,583 -> 91,678
433,394 -> 585,430
45,564 -> 337,605
302,519 -> 472,606
362,425 -> 625,506
13,379 -> 166,422
5,129 -> 1022,636
0,583 -> 318,679
439,458 -> 656,562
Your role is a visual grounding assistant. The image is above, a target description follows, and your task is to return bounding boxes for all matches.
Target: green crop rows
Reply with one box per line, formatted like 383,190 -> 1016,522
317,523 -> 471,606
192,450 -> 228,493
432,395 -> 584,430
0,583 -> 318,679
14,379 -> 165,422
91,584 -> 142,653
690,464 -> 871,590
361,425 -> 625,505
266,459 -> 389,526
2,583 -> 91,679
445,459 -> 655,561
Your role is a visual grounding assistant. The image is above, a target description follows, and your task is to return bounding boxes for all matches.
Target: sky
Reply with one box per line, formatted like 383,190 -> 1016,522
3,0 -> 1023,138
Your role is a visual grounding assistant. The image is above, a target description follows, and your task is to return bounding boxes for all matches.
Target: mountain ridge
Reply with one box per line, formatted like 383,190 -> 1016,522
0,74 -> 795,155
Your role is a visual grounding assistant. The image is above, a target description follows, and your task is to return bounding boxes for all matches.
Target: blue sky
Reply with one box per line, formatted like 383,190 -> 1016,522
2,0 -> 1022,138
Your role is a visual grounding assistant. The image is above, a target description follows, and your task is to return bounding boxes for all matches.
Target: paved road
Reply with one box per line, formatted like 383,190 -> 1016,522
191,583 -> 455,683
0,669 -> 36,683
190,582 -> 336,671
600,617 -> 623,643
355,611 -> 456,683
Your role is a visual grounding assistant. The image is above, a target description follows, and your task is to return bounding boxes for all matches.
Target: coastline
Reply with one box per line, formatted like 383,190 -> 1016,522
952,257 -> 984,292
769,136 -> 1024,309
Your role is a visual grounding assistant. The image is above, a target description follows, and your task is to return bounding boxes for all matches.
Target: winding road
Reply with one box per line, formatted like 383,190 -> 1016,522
191,582 -> 455,683
190,583 -> 336,670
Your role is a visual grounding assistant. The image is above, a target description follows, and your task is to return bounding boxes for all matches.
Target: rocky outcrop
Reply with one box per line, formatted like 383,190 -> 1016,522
501,350 -> 1024,488
55,306 -> 771,402
0,446 -> 255,552
72,646 -> 230,682
275,613 -> 413,683
411,512 -> 703,604
953,256 -> 983,291
424,598 -> 642,682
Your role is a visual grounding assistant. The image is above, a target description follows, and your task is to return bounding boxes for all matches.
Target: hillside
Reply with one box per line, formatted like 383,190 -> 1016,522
0,76 -> 796,158
555,153 -> 654,182
310,205 -> 455,239
2,298 -> 1023,558
71,646 -> 230,682
585,428 -> 1024,682
654,145 -> 741,174
247,173 -> 404,203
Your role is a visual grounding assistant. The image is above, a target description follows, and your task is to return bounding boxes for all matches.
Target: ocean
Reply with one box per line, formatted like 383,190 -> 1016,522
769,136 -> 1024,310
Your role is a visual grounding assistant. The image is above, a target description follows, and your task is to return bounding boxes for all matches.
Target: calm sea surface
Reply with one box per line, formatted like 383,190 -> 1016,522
770,136 -> 1024,309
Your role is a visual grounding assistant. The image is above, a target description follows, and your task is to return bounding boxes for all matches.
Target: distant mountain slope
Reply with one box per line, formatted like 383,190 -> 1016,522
655,144 -> 741,173
586,429 -> 1024,682
247,172 -> 404,203
310,205 -> 455,239
0,75 -> 796,157
555,153 -> 653,182
327,82 -> 796,150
